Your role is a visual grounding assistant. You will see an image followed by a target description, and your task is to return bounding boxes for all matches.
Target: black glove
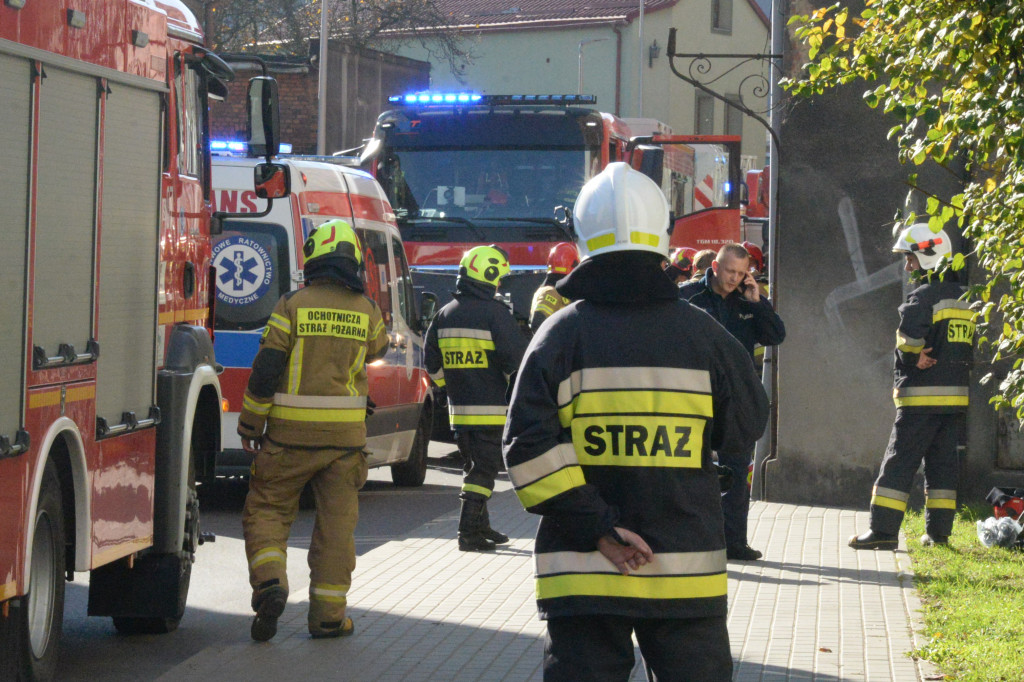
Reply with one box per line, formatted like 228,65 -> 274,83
366,396 -> 377,417
716,464 -> 734,492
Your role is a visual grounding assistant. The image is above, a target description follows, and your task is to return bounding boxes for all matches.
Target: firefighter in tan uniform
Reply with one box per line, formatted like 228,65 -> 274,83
529,242 -> 579,333
238,219 -> 387,642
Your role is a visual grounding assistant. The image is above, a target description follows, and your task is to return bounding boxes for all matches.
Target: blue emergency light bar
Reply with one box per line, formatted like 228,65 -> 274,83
210,140 -> 293,154
387,92 -> 597,106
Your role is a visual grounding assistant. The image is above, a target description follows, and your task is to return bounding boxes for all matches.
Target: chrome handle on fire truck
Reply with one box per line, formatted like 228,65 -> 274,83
32,339 -> 100,370
96,406 -> 162,439
0,429 -> 30,460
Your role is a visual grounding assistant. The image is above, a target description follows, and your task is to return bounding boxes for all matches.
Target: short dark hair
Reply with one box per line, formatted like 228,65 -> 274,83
716,243 -> 750,264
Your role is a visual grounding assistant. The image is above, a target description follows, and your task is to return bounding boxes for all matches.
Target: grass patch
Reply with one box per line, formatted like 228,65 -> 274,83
906,504 -> 1024,681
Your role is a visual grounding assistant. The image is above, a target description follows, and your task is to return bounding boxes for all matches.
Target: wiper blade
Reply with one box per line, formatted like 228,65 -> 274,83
477,217 -> 576,241
400,215 -> 486,240
402,215 -> 474,225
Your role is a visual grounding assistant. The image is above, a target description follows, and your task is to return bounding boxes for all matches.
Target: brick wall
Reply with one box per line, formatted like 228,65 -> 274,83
211,69 -> 319,155
209,45 -> 429,157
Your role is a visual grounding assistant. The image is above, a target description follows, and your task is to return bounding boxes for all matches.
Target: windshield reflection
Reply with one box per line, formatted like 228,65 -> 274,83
377,149 -> 591,223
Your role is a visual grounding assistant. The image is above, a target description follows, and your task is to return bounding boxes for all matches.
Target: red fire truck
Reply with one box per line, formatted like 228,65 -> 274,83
627,134 -> 747,250
365,92 -> 633,319
0,1 -> 282,678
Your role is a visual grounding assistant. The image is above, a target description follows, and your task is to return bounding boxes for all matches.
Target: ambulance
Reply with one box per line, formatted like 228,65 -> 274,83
211,155 -> 435,486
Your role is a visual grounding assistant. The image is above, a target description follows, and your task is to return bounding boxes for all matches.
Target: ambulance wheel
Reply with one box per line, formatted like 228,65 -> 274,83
112,445 -> 197,635
0,459 -> 66,681
391,403 -> 431,487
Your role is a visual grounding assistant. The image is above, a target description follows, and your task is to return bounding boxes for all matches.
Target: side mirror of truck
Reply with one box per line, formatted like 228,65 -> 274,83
634,145 -> 664,186
254,162 -> 290,199
247,76 -> 280,159
417,291 -> 439,332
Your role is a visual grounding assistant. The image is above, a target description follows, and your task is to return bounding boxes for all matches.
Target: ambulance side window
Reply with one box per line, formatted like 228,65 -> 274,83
391,236 -> 416,329
357,228 -> 393,330
212,221 -> 290,331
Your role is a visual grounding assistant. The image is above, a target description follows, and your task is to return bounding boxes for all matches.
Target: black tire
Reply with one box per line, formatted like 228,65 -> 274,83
391,403 -> 431,487
112,444 -> 197,635
0,459 -> 66,681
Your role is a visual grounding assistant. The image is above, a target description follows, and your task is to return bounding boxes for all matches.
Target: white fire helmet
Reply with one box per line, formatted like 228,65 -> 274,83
892,222 -> 952,271
572,162 -> 670,260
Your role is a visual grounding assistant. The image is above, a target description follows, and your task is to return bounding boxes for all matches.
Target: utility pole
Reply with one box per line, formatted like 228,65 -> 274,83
578,38 -> 611,94
316,0 -> 330,155
638,0 -> 645,117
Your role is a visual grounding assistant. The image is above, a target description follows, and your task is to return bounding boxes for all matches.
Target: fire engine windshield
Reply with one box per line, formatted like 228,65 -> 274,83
378,148 -> 590,227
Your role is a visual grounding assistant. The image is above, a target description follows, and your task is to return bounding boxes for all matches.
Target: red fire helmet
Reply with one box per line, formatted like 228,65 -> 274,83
742,241 -> 764,274
547,242 -> 580,275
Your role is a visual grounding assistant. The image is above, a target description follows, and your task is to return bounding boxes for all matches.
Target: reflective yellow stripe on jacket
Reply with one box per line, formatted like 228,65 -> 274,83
508,443 -> 587,509
268,393 -> 367,423
932,299 -> 975,324
892,385 -> 969,408
535,549 -> 727,601
449,404 -> 507,427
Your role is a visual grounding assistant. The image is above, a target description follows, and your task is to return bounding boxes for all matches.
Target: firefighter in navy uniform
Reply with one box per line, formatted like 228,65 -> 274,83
850,224 -> 974,550
238,219 -> 387,642
529,242 -> 580,333
425,245 -> 529,551
503,163 -> 768,682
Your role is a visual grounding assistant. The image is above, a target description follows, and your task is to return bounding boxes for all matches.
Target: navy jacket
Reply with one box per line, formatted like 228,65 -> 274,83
678,273 -> 786,358
893,274 -> 973,413
425,278 -> 528,430
503,252 -> 768,621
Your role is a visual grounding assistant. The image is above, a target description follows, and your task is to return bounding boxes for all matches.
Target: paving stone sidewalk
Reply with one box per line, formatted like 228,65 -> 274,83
160,493 -> 939,681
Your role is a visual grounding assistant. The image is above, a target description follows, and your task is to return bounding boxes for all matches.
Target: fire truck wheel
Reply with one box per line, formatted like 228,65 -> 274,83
0,459 -> 66,681
390,402 -> 431,487
112,444 -> 197,635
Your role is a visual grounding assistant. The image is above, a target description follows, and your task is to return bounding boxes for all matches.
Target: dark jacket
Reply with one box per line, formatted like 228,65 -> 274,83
425,278 -> 528,430
678,272 -> 786,358
503,252 -> 768,621
893,274 -> 973,413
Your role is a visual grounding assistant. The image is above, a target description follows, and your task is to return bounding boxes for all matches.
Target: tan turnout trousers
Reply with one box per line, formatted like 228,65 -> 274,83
243,441 -> 368,634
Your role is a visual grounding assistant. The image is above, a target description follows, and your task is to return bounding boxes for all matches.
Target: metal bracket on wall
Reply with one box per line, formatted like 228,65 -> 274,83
666,27 -> 782,154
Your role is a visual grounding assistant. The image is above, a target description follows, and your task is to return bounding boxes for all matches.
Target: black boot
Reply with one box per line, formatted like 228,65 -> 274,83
848,530 -> 897,550
458,498 -> 496,552
479,502 -> 509,545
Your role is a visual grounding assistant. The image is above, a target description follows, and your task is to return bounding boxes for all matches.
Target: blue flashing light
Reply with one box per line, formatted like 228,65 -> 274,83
387,92 -> 591,108
210,139 -> 246,153
210,139 -> 292,155
723,181 -> 732,194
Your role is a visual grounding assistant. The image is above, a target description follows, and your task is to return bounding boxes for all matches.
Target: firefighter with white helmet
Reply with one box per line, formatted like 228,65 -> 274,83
503,163 -> 768,680
238,219 -> 387,641
850,223 -> 973,550
529,242 -> 580,332
424,245 -> 528,551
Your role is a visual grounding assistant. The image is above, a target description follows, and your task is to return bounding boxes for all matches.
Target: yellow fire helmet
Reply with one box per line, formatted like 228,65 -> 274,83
303,219 -> 362,265
459,244 -> 511,287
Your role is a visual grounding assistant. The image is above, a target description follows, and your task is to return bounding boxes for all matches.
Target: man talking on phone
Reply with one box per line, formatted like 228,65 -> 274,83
678,242 -> 786,561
